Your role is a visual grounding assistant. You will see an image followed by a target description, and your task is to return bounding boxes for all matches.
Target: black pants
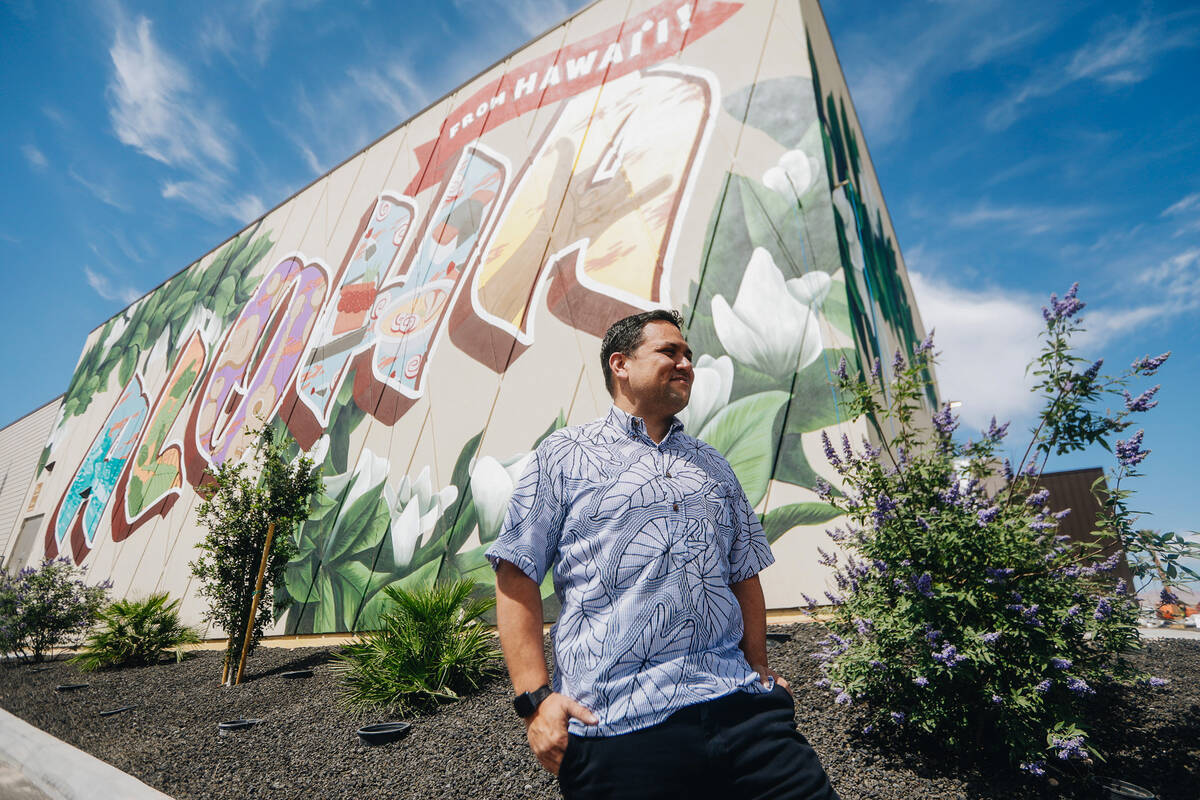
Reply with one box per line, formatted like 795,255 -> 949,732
557,686 -> 839,799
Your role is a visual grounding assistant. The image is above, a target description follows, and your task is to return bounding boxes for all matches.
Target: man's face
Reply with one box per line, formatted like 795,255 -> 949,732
617,320 -> 694,415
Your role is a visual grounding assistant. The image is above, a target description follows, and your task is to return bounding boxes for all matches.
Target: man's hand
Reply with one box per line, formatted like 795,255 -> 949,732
752,663 -> 792,696
524,692 -> 598,774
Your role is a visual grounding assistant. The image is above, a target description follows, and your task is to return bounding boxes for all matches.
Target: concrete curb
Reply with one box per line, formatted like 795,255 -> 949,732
0,707 -> 172,800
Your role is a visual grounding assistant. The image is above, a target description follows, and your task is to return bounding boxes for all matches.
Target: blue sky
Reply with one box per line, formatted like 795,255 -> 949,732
1,1 -> 1196,570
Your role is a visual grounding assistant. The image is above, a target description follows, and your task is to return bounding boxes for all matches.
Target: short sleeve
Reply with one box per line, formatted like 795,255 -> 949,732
725,475 -> 775,583
484,442 -> 566,584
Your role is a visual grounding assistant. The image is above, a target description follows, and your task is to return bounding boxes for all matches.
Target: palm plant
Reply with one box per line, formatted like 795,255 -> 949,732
71,593 -> 202,671
335,579 -> 500,712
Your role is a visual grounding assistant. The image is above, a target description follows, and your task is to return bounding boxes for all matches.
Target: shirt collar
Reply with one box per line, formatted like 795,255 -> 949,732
606,405 -> 684,443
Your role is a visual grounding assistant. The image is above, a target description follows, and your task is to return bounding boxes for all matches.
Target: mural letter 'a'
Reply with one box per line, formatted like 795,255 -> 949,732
46,376 -> 149,562
186,256 -> 330,480
450,66 -> 716,369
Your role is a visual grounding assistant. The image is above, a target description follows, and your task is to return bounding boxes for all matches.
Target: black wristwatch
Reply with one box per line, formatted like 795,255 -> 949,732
513,684 -> 552,718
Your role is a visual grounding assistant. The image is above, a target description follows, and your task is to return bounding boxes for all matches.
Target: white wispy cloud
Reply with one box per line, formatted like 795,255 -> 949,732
68,168 -> 130,212
83,266 -> 141,305
908,271 -> 1044,431
452,0 -> 571,39
21,144 -> 48,170
1161,192 -> 1200,237
987,12 -> 1199,130
834,0 -> 1061,144
948,201 -> 1099,235
162,180 -> 265,225
102,8 -> 267,225
1163,193 -> 1200,216
107,14 -> 234,169
910,244 -> 1200,434
282,61 -> 428,178
198,0 -> 319,68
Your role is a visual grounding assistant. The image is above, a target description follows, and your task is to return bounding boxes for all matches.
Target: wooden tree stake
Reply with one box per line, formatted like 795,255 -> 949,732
235,520 -> 275,686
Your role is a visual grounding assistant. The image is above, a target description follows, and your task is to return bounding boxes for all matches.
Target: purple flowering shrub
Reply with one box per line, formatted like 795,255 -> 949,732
0,558 -> 110,663
809,285 -> 1189,775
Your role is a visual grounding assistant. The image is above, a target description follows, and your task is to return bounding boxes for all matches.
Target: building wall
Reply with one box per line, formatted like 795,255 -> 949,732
9,0 -> 934,634
0,397 -> 62,568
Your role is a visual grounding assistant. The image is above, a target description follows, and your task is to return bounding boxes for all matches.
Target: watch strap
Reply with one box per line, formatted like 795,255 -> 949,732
513,684 -> 552,717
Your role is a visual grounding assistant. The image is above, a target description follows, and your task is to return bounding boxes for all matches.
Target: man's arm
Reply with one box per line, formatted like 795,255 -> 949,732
730,573 -> 790,694
495,560 -> 597,774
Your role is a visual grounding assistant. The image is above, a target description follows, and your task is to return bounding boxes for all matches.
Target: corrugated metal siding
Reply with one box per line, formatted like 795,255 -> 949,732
1039,467 -> 1133,586
0,397 -> 61,565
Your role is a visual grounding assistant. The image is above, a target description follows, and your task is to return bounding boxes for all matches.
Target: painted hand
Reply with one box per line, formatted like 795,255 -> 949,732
524,692 -> 598,775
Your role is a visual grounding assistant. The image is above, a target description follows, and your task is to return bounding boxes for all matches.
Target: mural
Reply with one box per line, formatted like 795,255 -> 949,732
7,0 -> 935,634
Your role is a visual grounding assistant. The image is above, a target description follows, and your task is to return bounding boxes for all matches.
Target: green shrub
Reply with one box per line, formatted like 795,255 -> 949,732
809,284 -> 1192,776
71,592 -> 202,671
335,579 -> 501,712
0,558 -> 109,663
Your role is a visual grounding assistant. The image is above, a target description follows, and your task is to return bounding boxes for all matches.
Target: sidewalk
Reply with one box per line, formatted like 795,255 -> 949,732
0,760 -> 50,800
1139,624 -> 1200,640
0,708 -> 171,800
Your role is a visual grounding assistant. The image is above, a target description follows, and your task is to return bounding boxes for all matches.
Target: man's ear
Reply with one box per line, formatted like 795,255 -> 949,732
609,351 -> 628,383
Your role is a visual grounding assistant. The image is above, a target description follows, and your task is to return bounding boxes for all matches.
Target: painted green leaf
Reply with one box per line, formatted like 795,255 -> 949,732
724,76 -> 818,151
212,273 -> 238,318
307,490 -> 339,523
698,390 -> 790,507
335,572 -> 366,632
738,177 -> 809,281
313,572 -> 337,633
117,346 -> 140,387
324,482 -> 386,563
355,558 -> 441,631
760,502 -> 842,544
346,502 -> 391,562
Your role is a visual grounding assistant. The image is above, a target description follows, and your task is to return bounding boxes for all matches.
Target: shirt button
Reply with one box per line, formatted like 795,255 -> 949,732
672,502 -> 679,511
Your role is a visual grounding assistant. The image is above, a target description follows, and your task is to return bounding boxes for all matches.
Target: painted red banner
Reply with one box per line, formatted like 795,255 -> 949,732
403,0 -> 741,196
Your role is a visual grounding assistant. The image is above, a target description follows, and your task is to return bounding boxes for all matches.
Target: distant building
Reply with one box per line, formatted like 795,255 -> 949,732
1038,467 -> 1133,587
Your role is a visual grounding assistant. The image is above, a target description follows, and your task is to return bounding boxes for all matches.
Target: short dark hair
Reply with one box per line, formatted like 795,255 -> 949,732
600,309 -> 684,395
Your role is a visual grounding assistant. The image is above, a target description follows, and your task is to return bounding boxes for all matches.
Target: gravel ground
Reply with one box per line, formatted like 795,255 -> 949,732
1,626 -> 1196,800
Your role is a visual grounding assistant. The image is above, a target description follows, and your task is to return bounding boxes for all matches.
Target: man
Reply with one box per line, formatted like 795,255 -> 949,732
486,310 -> 838,799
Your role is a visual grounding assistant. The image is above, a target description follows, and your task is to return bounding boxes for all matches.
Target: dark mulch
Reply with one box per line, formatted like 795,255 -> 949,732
1,626 -> 1197,800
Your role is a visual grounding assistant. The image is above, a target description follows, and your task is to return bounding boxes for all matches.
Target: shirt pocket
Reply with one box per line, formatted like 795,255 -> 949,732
695,479 -> 736,560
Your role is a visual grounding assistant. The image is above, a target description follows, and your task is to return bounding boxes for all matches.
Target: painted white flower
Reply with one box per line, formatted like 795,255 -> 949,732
294,434 -> 330,469
321,449 -> 390,560
146,328 -> 171,370
100,313 -> 130,355
471,451 -> 535,543
763,149 -> 821,201
180,305 -> 223,347
677,354 -> 733,436
385,465 -> 459,568
712,248 -> 833,376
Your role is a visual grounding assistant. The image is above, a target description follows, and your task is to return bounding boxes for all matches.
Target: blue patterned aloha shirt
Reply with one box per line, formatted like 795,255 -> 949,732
486,406 -> 775,737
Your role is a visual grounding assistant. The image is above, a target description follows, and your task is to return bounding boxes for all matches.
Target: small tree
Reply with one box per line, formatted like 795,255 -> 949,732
190,426 -> 321,682
809,284 -> 1196,776
0,558 -> 109,663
